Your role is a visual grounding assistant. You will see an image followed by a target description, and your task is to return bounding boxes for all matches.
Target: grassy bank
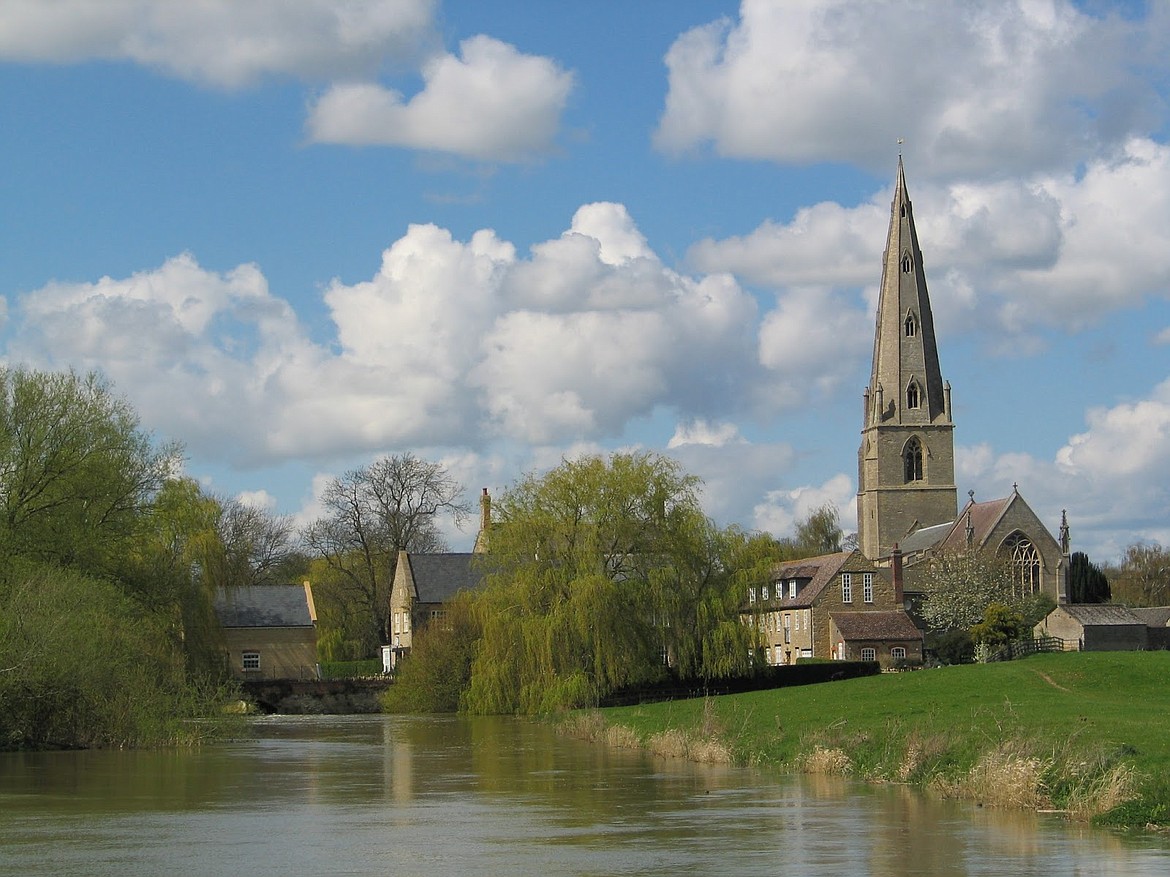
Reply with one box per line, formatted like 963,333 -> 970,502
561,651 -> 1170,829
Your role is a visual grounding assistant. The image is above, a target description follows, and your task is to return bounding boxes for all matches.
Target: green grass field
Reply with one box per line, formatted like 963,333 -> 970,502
588,651 -> 1170,828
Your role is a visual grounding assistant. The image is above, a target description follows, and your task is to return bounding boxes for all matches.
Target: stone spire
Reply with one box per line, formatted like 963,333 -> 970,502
857,159 -> 957,559
867,156 -> 949,427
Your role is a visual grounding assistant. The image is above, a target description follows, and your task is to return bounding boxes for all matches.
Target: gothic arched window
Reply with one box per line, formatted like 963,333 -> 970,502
903,437 -> 923,483
906,381 -> 920,410
1002,532 -> 1041,596
904,312 -> 917,337
901,253 -> 912,273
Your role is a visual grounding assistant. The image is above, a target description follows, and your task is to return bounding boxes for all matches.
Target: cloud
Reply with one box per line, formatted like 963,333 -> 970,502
8,205 -> 768,463
655,0 -> 1165,176
306,35 -> 574,161
752,473 -> 857,541
0,0 -> 436,87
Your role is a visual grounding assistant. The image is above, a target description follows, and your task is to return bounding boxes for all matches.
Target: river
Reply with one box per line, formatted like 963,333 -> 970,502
1,714 -> 1168,876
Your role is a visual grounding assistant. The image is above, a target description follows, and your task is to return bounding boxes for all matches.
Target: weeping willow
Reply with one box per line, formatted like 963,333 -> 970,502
461,453 -> 778,715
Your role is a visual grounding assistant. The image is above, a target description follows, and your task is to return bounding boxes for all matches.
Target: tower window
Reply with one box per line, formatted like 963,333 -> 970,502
906,382 -> 920,409
903,437 -> 923,482
901,254 -> 912,273
904,313 -> 917,337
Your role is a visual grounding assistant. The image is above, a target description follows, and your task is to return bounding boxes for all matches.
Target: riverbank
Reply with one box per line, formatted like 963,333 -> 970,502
560,651 -> 1170,829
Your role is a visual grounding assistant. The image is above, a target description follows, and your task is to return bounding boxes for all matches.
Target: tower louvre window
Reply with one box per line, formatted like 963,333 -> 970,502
903,437 -> 923,482
904,313 -> 917,337
906,381 -> 920,409
901,254 -> 912,273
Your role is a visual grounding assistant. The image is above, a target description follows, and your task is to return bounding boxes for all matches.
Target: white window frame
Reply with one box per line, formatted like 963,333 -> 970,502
841,572 -> 852,604
762,583 -> 769,600
891,647 -> 907,661
242,651 -> 260,672
788,580 -> 797,599
749,586 -> 756,604
861,647 -> 876,662
863,572 -> 874,604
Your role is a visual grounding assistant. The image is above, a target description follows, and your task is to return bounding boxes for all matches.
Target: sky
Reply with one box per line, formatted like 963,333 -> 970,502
1,0 -> 1168,563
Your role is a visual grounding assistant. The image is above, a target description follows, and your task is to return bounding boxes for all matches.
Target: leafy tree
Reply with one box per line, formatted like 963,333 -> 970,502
916,549 -> 1040,632
1111,542 -> 1170,607
775,503 -> 846,559
1067,551 -> 1111,604
0,367 -> 178,572
303,453 -> 469,655
970,602 -> 1027,649
381,593 -> 481,713
461,453 -> 772,714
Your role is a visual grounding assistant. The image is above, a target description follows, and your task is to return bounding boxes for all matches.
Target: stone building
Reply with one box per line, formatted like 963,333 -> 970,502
856,159 -> 1068,607
214,582 -> 319,680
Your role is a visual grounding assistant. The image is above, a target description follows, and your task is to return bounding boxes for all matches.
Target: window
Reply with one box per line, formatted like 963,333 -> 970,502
861,648 -> 876,662
403,613 -> 410,632
242,651 -> 260,672
863,572 -> 874,603
393,613 -> 401,635
892,647 -> 907,661
901,253 -> 912,273
841,572 -> 852,603
906,381 -> 920,409
762,583 -> 769,601
904,313 -> 917,337
783,614 -> 791,644
788,579 -> 797,599
1003,532 -> 1041,596
749,587 -> 756,604
903,437 -> 923,482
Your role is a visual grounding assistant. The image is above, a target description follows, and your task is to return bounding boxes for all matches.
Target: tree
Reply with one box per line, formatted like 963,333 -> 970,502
792,502 -> 844,556
916,549 -> 1042,632
0,368 -> 178,572
461,453 -> 773,715
302,453 -> 469,655
1067,551 -> 1111,604
1112,542 -> 1170,607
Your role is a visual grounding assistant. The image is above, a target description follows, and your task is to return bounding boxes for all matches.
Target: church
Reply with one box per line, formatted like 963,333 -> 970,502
855,158 -> 1069,605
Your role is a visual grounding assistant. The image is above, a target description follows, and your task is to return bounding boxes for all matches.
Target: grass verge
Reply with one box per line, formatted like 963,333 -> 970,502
559,651 -> 1170,829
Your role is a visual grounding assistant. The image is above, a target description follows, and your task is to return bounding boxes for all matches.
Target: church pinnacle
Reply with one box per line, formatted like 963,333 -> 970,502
857,158 -> 958,559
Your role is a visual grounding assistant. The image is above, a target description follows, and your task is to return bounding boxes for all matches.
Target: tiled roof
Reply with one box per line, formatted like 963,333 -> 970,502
830,610 -> 922,641
1130,606 -> 1170,627
936,496 -> 1013,552
1057,604 -> 1146,626
898,521 -> 952,554
408,553 -> 488,604
768,551 -> 854,608
214,585 -> 314,628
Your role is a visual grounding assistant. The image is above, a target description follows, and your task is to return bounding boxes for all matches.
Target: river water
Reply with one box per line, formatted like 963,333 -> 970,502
1,714 -> 1168,876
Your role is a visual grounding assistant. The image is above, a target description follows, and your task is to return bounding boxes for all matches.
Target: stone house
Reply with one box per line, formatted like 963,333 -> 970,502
1034,604 -> 1170,651
385,551 -> 487,670
214,582 -> 318,680
749,549 -> 922,669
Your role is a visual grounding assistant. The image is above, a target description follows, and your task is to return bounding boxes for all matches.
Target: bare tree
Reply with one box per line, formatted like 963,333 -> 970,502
302,453 -> 469,653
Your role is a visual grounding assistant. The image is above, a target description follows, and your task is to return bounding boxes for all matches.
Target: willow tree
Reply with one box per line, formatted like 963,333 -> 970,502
462,452 -> 770,715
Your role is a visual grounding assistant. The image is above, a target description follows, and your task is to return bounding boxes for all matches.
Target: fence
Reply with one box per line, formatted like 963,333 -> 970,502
982,635 -> 1072,663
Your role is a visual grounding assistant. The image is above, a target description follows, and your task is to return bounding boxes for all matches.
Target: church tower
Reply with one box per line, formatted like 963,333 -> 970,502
857,158 -> 957,559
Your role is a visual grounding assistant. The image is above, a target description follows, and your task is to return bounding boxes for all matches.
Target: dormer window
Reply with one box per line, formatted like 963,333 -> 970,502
904,313 -> 917,337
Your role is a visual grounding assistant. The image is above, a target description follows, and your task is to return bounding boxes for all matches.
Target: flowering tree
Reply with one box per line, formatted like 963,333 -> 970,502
917,549 -> 1038,632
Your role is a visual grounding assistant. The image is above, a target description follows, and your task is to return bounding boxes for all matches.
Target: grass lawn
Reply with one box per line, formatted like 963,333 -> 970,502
587,651 -> 1170,828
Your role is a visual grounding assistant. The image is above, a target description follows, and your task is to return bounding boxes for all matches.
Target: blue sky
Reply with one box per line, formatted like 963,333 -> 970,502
2,0 -> 1168,562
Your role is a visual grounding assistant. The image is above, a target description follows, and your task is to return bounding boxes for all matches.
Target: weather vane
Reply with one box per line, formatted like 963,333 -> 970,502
897,137 -> 904,156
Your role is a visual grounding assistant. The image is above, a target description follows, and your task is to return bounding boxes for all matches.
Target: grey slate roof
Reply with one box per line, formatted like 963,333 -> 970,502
214,585 -> 314,628
830,610 -> 922,641
1057,604 -> 1146,626
767,551 -> 854,609
898,521 -> 952,554
1130,606 -> 1170,627
408,553 -> 487,604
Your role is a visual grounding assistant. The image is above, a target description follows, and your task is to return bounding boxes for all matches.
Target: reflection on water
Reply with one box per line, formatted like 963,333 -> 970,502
1,714 -> 1168,876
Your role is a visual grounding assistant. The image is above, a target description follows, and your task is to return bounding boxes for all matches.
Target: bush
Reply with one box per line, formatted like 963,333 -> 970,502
318,659 -> 383,680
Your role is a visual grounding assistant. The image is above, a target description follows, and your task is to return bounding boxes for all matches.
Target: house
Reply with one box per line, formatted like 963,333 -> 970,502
1034,604 -> 1170,651
214,582 -> 318,680
855,157 -> 1069,606
385,551 -> 487,669
750,549 -> 922,668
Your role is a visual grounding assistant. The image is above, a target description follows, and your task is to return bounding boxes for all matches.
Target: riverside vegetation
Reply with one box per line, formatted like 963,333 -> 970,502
560,651 -> 1170,830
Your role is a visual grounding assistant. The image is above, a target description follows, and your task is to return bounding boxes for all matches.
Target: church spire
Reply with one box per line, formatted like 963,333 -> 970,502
857,159 -> 957,559
867,156 -> 948,427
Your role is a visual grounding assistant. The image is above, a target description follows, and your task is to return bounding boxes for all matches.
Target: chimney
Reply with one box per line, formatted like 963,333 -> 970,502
891,543 -> 904,608
480,487 -> 491,532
